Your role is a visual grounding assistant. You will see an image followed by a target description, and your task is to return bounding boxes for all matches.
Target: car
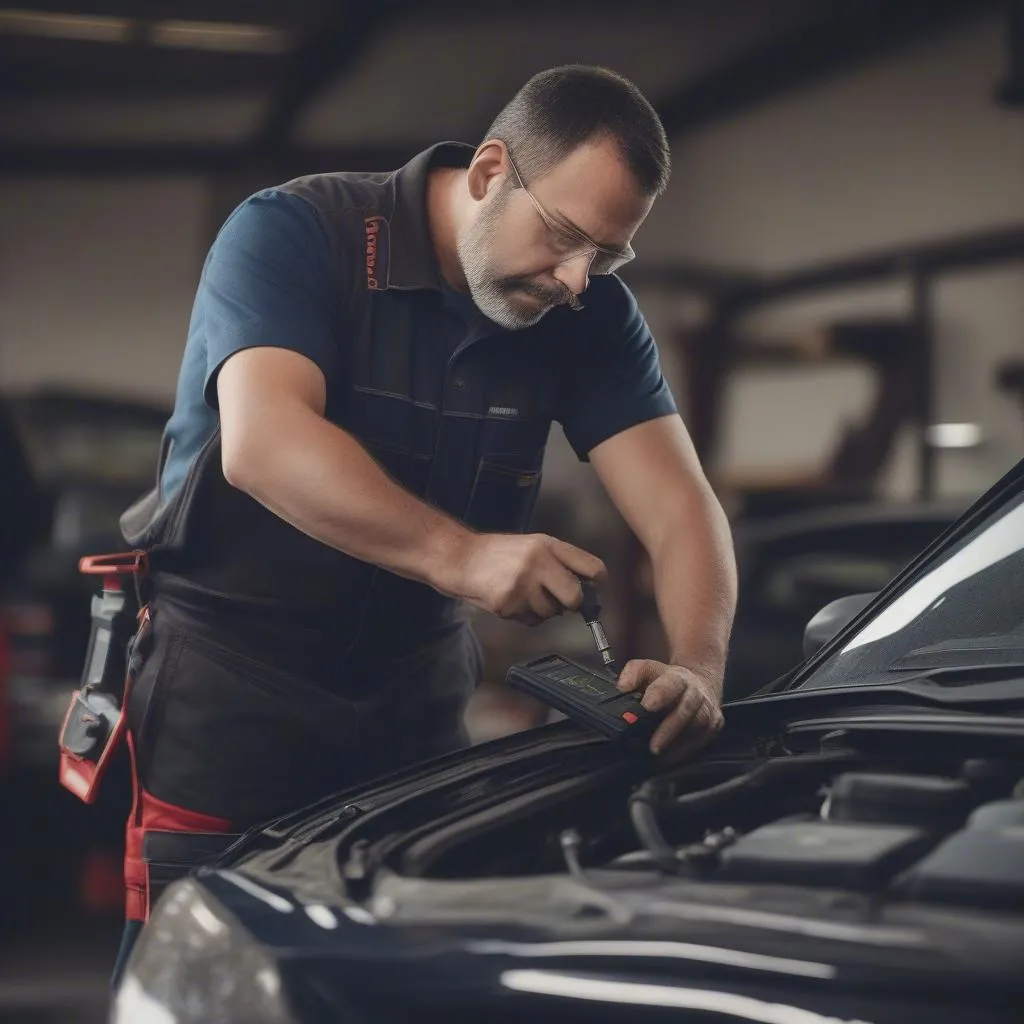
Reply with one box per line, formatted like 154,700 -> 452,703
0,389 -> 167,928
1,389 -> 168,755
111,456 -> 1024,1024
725,497 -> 965,701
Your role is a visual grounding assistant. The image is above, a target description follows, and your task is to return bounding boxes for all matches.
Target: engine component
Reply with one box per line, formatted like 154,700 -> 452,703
718,820 -> 932,889
967,799 -> 1024,831
626,752 -> 861,874
893,799 -> 1024,910
824,772 -> 973,830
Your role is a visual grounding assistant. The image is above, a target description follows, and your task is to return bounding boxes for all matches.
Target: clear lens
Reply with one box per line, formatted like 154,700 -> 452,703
111,879 -> 295,1024
591,253 -> 630,275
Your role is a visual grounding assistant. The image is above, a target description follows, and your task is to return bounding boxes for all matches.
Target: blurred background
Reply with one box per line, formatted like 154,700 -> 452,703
0,0 -> 1022,1018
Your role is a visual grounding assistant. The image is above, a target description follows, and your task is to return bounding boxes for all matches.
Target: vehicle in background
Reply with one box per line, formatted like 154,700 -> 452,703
0,389 -> 168,928
0,396 -> 47,930
1,389 -> 167,763
115,456 -> 1024,1024
724,497 -> 964,701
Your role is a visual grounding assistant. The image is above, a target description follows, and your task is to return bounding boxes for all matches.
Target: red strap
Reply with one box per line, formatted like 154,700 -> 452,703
79,550 -> 149,577
124,730 -> 233,922
124,730 -> 146,921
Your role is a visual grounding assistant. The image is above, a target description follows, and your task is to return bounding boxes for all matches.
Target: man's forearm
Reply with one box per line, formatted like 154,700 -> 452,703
224,398 -> 472,594
648,495 -> 737,698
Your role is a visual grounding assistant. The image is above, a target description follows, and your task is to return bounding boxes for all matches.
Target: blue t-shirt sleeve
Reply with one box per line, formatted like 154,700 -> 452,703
558,277 -> 678,461
199,190 -> 340,408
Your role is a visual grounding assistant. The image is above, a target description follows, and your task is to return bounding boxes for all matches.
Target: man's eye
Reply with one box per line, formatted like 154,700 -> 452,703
551,229 -> 581,252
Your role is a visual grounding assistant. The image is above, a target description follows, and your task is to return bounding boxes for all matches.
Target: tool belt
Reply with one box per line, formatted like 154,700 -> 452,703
58,550 -> 151,804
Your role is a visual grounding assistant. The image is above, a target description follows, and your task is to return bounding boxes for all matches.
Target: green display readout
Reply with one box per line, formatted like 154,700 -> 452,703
534,657 -> 616,701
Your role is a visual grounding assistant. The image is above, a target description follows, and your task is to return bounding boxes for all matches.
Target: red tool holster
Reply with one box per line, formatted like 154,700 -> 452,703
58,551 -> 150,804
58,551 -> 238,921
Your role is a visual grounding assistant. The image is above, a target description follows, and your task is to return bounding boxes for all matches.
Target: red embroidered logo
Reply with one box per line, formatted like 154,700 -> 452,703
364,216 -> 386,290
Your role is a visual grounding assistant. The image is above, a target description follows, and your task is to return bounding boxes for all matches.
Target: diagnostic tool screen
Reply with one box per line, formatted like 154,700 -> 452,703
532,656 -> 616,701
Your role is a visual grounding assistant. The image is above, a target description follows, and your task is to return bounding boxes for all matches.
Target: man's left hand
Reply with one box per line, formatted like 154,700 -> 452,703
615,659 -> 724,760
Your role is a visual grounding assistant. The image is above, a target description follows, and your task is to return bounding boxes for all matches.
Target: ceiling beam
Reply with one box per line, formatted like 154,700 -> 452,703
655,0 -> 998,138
0,141 -> 421,177
725,223 -> 1024,312
0,1 -> 298,21
251,1 -> 405,151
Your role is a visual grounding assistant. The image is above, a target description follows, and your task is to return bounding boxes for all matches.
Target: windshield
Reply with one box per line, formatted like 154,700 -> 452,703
795,483 -> 1024,690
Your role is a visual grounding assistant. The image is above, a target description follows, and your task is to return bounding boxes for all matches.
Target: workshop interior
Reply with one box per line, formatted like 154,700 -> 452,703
0,2 -> 1023,1022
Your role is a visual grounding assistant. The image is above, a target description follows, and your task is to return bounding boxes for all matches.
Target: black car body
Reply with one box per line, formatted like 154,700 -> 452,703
112,458 -> 1024,1024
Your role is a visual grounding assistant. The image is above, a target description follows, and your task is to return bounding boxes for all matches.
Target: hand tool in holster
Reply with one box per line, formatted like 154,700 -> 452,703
58,550 -> 151,803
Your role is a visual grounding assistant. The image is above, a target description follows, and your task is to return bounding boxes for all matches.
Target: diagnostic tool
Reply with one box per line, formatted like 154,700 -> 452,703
506,654 -> 661,743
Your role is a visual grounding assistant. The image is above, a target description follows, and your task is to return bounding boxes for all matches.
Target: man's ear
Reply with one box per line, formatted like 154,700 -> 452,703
466,139 -> 509,202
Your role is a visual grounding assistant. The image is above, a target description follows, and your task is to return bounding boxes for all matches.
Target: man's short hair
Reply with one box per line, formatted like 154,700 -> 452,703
482,65 -> 670,197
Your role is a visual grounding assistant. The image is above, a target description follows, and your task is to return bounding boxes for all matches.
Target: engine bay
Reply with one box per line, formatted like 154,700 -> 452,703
617,753 -> 1024,909
345,736 -> 1024,928
236,717 -> 1024,977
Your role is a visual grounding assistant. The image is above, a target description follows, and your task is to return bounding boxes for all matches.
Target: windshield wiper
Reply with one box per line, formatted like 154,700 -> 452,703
889,635 -> 1024,675
888,638 -> 1024,679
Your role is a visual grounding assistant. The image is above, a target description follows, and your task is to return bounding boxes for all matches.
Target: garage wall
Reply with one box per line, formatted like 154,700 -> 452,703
0,177 -> 206,405
1,14 -> 1020,502
638,15 -> 1024,499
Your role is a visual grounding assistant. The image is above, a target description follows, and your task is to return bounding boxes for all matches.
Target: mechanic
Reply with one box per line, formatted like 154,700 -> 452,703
109,65 -> 737,981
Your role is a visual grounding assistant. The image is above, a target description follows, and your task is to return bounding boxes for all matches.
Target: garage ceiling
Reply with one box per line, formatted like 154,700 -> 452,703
0,0 -> 999,173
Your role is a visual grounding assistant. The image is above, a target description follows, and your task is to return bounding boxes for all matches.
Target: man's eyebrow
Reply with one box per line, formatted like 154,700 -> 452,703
552,209 -> 630,255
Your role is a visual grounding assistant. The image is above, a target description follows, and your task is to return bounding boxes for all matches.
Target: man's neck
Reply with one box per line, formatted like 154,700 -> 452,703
426,166 -> 469,292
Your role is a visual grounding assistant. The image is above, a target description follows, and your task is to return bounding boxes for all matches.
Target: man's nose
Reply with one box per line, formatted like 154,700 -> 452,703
552,251 -> 592,297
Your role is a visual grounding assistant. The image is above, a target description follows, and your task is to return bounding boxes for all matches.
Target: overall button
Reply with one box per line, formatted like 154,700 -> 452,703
452,376 -> 466,390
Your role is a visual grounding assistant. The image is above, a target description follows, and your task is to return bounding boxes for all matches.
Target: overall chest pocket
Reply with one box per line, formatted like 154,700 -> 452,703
461,349 -> 556,534
463,450 -> 544,534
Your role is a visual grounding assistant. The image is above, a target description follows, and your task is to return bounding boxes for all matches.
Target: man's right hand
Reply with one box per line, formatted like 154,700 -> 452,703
449,533 -> 607,626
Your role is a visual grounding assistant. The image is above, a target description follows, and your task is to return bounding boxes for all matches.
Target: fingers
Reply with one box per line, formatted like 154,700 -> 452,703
615,661 -> 725,757
548,537 -> 607,586
536,536 -> 603,614
543,566 -> 586,613
529,584 -> 565,622
482,534 -> 605,625
648,684 -> 717,755
658,704 -> 725,765
615,658 -> 662,693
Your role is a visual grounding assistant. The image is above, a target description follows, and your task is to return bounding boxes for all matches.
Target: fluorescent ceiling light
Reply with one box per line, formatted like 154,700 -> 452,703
924,422 -> 985,449
0,8 -> 290,53
0,8 -> 130,42
150,20 -> 290,54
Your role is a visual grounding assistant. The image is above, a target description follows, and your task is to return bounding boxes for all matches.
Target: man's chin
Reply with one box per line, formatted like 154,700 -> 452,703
479,301 -> 546,331
511,295 -> 556,324
469,280 -> 558,329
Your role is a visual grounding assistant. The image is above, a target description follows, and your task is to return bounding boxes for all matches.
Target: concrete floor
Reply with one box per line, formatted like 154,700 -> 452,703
0,918 -> 120,1024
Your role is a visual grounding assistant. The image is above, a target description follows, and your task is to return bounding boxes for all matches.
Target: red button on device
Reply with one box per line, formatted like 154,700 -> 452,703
621,711 -> 638,724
